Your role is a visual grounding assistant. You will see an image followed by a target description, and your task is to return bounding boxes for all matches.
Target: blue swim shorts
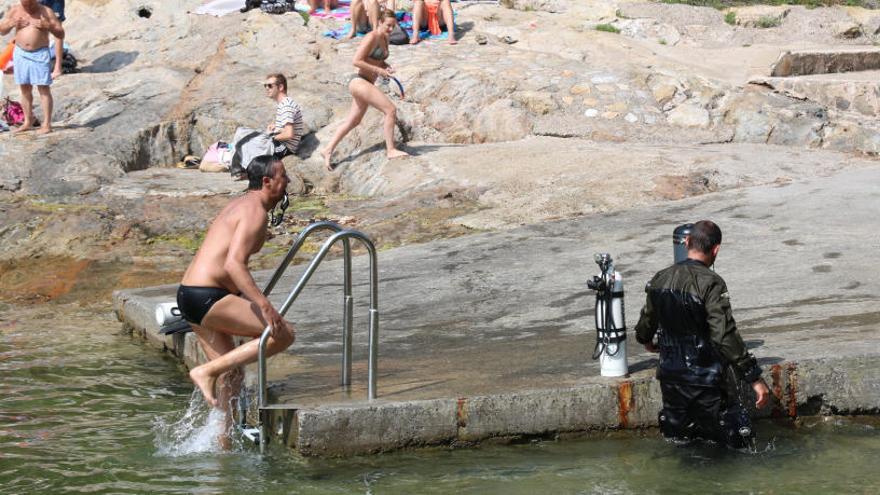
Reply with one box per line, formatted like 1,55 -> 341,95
38,0 -> 65,22
13,45 -> 53,86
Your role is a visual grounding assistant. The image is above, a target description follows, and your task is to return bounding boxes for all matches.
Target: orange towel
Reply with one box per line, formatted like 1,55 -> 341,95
0,41 -> 14,70
426,3 -> 441,36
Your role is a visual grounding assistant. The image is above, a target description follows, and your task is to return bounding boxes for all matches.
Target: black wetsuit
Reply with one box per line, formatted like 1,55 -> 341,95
634,259 -> 762,446
176,285 -> 231,325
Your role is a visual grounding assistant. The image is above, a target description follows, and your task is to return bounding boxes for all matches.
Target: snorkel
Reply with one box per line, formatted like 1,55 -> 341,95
269,192 -> 290,227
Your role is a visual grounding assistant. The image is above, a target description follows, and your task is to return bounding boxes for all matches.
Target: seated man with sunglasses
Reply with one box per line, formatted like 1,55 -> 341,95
264,73 -> 304,160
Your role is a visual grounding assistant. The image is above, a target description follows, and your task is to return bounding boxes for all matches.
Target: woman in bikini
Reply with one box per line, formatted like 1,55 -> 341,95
321,9 -> 409,171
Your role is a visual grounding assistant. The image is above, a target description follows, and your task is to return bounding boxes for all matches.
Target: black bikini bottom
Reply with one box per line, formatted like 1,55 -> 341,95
176,285 -> 232,325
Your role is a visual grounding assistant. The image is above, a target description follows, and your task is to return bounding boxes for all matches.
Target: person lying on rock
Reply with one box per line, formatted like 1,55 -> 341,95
345,0 -> 395,41
410,0 -> 456,45
0,0 -> 65,134
321,8 -> 409,171
307,0 -> 339,14
177,157 -> 294,428
263,73 -> 303,160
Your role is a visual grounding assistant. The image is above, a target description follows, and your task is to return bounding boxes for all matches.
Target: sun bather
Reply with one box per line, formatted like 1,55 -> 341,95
345,0 -> 395,40
307,0 -> 339,14
410,0 -> 456,45
321,9 -> 409,171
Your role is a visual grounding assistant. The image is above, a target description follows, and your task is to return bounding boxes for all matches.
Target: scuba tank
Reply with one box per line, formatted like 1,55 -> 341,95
673,223 -> 694,264
587,253 -> 628,377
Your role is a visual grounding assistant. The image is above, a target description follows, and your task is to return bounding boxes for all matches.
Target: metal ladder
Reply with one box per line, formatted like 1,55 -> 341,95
240,221 -> 379,454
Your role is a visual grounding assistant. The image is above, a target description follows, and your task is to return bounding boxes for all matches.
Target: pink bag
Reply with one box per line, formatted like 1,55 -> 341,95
202,141 -> 224,164
202,141 -> 234,165
2,97 -> 24,126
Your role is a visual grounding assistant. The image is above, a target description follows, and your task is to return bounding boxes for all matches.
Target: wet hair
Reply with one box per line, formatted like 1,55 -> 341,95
247,156 -> 281,190
687,220 -> 723,254
266,73 -> 287,92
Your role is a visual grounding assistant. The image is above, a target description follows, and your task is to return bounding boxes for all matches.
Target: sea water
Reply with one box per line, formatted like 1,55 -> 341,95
3,306 -> 880,494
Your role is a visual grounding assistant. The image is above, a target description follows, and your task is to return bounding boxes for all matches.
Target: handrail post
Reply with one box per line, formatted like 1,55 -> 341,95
257,325 -> 272,455
342,238 -> 353,387
367,244 -> 379,400
368,308 -> 379,400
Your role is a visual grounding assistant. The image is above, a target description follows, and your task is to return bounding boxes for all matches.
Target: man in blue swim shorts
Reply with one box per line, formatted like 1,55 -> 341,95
0,0 -> 64,134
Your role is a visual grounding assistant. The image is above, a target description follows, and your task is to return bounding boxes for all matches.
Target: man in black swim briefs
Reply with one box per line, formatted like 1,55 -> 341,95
177,156 -> 294,427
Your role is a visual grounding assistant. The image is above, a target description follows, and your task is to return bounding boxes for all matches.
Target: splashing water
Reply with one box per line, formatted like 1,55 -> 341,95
153,391 -> 229,457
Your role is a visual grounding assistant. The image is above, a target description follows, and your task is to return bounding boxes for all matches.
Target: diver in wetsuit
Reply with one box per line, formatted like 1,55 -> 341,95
634,220 -> 770,447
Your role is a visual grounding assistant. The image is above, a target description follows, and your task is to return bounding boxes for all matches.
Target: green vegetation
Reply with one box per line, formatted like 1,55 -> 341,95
290,196 -> 331,217
147,232 -> 205,253
659,39 -> 668,44
615,9 -> 631,18
659,0 -> 726,9
659,0 -> 870,10
756,15 -> 781,28
595,23 -> 621,34
724,11 -> 737,24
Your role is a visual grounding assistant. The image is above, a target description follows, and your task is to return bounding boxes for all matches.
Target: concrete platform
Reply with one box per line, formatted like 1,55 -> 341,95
114,165 -> 880,456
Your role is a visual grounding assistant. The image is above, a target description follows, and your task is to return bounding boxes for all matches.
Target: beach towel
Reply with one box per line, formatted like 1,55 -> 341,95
192,0 -> 245,16
323,11 -> 453,41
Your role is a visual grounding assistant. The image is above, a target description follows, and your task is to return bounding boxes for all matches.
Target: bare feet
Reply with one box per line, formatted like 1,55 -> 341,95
12,121 -> 34,134
387,149 -> 409,159
448,37 -> 458,45
36,125 -> 52,135
190,367 -> 219,408
409,36 -> 421,45
320,147 -> 334,171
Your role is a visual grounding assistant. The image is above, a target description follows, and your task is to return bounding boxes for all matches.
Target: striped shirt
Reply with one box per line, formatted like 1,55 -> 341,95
274,97 -> 304,154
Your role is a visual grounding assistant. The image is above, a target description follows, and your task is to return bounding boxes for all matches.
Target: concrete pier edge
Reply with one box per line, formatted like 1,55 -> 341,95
114,287 -> 880,457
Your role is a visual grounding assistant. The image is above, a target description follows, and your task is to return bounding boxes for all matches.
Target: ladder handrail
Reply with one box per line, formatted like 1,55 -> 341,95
256,227 -> 379,453
261,220 -> 349,297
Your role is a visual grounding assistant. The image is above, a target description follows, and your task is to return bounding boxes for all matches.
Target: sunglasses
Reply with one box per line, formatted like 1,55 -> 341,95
263,82 -> 276,89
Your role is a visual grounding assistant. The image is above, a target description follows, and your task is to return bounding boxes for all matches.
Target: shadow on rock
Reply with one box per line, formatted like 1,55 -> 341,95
456,20 -> 475,38
295,132 -> 320,159
81,51 -> 139,73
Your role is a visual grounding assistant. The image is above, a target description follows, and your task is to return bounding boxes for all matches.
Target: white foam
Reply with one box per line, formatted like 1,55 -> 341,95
152,391 -> 229,457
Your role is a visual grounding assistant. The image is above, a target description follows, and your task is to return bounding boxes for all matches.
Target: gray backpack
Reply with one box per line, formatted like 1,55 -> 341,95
229,127 -> 275,178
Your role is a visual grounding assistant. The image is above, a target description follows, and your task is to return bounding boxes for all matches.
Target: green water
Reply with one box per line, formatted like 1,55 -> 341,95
3,306 -> 880,495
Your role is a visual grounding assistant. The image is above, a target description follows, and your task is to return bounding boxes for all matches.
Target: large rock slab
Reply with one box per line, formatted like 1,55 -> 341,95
770,49 -> 880,77
328,137 -> 879,229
